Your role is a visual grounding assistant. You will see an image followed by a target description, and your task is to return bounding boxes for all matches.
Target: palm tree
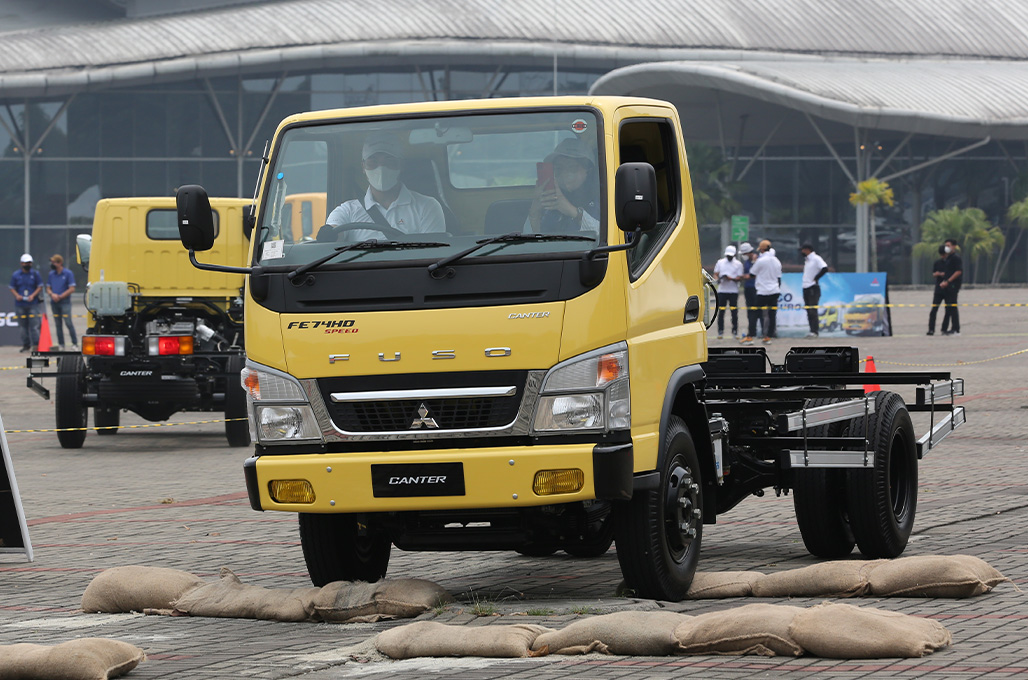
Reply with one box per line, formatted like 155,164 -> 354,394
991,194 -> 1028,284
849,178 -> 895,272
686,143 -> 744,226
914,206 -> 1005,283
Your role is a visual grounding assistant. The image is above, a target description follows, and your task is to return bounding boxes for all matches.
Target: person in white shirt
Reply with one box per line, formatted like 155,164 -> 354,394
324,132 -> 445,242
748,239 -> 782,343
713,245 -> 745,338
800,243 -> 830,338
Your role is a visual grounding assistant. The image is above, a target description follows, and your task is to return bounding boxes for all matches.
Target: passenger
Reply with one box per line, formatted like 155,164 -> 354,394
527,138 -> 600,234
325,131 -> 444,241
749,239 -> 782,344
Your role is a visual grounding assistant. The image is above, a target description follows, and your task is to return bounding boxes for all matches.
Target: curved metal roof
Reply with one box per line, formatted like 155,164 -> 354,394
590,59 -> 1028,139
2,0 -> 1028,100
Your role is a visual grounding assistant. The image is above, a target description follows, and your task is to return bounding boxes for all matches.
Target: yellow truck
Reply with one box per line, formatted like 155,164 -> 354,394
176,96 -> 965,600
28,197 -> 252,449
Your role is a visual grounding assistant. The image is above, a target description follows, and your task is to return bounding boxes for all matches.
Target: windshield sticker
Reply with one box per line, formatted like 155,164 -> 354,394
262,239 -> 285,260
571,119 -> 588,133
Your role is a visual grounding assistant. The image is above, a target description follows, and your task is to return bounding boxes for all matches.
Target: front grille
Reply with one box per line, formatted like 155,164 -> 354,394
318,371 -> 527,434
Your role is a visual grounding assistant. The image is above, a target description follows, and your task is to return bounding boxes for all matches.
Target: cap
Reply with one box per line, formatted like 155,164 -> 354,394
362,132 -> 403,160
724,245 -> 737,256
759,239 -> 772,251
544,137 -> 594,165
20,253 -> 32,263
738,242 -> 754,255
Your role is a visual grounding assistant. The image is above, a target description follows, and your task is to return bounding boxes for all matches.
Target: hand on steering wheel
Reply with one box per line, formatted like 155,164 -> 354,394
316,221 -> 407,242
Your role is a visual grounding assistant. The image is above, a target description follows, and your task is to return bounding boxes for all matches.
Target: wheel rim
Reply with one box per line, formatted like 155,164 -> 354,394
663,456 -> 699,563
888,430 -> 912,521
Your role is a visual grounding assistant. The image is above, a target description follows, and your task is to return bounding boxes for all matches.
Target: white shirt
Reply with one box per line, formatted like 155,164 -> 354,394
713,256 -> 745,294
749,251 -> 783,296
326,185 -> 445,241
802,251 -> 828,288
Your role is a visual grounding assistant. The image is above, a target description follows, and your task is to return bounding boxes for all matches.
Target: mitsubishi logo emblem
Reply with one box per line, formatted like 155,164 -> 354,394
410,403 -> 439,429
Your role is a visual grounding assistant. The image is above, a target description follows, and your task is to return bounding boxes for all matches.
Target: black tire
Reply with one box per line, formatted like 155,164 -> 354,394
94,406 -> 120,435
55,355 -> 87,449
613,415 -> 702,600
564,501 -> 615,558
846,391 -> 917,558
224,355 -> 251,448
792,397 -> 855,559
299,513 -> 391,585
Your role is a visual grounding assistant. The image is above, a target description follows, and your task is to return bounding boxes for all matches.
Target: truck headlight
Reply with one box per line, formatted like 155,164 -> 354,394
532,343 -> 630,433
257,405 -> 321,441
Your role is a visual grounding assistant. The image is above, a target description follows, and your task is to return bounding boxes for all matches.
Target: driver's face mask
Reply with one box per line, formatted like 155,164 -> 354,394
364,153 -> 401,192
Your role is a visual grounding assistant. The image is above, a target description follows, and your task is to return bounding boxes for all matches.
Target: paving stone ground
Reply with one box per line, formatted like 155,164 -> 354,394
0,287 -> 1025,679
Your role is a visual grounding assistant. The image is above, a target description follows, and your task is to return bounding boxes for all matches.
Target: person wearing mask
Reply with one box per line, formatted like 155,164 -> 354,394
738,242 -> 761,345
800,243 -> 829,338
325,131 -> 445,241
939,238 -> 963,336
46,254 -> 78,350
926,244 -> 948,336
748,239 -> 782,344
527,137 -> 600,234
9,253 -> 43,352
712,245 -> 744,339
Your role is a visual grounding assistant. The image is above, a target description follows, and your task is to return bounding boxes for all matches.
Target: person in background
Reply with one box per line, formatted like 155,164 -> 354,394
738,242 -> 761,345
926,244 -> 948,336
800,243 -> 829,338
749,239 -> 782,344
46,254 -> 78,350
713,245 -> 744,339
9,253 -> 43,352
939,238 -> 963,336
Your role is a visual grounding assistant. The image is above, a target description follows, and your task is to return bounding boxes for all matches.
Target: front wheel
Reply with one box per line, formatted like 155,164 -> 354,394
299,513 -> 391,586
55,355 -> 87,449
613,415 -> 702,600
564,501 -> 615,558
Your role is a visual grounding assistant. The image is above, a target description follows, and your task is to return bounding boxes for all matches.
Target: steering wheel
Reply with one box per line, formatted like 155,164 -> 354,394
316,221 -> 407,243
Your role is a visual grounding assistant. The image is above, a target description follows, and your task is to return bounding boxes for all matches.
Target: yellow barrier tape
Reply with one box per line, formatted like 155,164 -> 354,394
5,417 -> 247,434
860,348 -> 1028,368
720,302 -> 1028,310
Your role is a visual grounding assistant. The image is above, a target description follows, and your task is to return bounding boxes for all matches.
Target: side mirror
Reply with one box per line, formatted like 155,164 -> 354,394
176,185 -> 216,252
75,234 -> 92,271
702,269 -> 719,329
614,162 -> 657,233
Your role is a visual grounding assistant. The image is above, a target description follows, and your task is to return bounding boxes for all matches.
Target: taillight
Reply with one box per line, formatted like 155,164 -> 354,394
82,336 -> 126,356
148,336 -> 195,356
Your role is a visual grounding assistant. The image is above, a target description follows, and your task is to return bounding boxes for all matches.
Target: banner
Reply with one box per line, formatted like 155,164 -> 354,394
0,411 -> 33,562
775,272 -> 891,338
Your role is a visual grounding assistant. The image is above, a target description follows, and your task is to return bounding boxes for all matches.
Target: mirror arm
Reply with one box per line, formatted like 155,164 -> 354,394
583,228 -> 642,261
188,249 -> 253,274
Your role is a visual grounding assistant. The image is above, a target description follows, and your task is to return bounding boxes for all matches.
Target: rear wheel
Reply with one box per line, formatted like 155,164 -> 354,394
224,355 -> 251,448
614,416 -> 702,600
792,397 -> 855,558
299,513 -> 391,585
55,355 -> 87,449
846,391 -> 917,558
94,406 -> 120,435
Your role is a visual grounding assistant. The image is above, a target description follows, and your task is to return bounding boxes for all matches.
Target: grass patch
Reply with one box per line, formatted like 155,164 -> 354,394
570,605 -> 596,615
525,608 -> 554,616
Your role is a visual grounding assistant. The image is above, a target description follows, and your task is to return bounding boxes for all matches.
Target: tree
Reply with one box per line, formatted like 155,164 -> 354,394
994,199 -> 1028,283
914,206 -> 1005,283
849,178 -> 895,272
685,143 -> 744,226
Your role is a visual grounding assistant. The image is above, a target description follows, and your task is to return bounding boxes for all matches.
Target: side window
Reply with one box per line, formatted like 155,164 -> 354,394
146,208 -> 219,240
621,120 -> 680,276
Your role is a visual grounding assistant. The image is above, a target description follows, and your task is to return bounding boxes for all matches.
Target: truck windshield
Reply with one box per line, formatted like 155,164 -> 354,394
255,110 -> 603,268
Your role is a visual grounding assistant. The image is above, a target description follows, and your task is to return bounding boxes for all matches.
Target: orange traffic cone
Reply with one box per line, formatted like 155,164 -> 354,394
864,355 -> 880,393
37,310 -> 52,352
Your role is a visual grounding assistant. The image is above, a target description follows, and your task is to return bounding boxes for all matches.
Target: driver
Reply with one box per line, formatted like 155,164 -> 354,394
325,132 -> 445,241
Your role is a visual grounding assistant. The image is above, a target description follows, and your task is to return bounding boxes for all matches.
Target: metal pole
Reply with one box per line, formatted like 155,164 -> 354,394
23,105 -> 29,254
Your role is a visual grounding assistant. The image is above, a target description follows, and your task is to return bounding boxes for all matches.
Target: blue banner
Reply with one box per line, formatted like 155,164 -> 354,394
775,272 -> 890,338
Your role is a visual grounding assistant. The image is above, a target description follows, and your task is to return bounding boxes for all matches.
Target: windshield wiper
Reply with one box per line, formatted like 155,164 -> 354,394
427,232 -> 595,276
287,240 -> 449,280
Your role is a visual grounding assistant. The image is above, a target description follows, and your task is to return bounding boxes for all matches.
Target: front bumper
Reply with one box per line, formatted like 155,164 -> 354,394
244,441 -> 633,513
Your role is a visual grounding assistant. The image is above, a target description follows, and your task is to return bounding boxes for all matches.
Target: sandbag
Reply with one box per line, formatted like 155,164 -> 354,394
312,578 -> 451,622
0,638 -> 145,680
81,566 -> 205,613
376,621 -> 551,659
789,602 -> 952,658
751,561 -> 880,598
686,571 -> 765,599
171,567 -> 319,622
867,555 -> 1009,598
531,611 -> 691,656
674,604 -> 804,657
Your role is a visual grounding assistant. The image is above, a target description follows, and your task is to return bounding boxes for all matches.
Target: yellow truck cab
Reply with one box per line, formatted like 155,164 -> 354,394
177,96 -> 966,601
29,197 -> 252,449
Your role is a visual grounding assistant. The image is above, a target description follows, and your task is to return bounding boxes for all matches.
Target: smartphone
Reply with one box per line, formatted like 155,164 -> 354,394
536,162 -> 554,190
